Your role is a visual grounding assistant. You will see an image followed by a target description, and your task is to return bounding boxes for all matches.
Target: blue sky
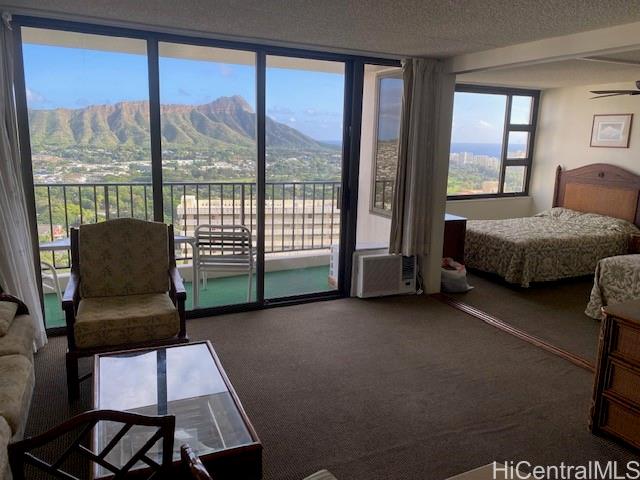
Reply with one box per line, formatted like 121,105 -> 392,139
23,43 -> 345,142
23,43 -> 528,145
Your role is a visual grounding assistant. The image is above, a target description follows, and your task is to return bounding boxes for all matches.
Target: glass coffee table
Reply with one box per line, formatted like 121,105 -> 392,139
93,341 -> 262,479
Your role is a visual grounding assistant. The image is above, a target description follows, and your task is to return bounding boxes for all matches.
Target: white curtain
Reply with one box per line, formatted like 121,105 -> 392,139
0,13 -> 47,349
389,58 -> 445,257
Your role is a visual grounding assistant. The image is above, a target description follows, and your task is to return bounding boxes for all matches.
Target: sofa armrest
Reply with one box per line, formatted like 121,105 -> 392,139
62,272 -> 80,312
169,267 -> 186,301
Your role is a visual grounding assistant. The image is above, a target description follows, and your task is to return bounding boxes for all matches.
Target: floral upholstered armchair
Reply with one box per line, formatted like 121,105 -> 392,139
62,218 -> 188,399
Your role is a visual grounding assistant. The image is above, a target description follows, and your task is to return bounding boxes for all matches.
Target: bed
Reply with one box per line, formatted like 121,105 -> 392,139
585,254 -> 640,319
464,164 -> 640,287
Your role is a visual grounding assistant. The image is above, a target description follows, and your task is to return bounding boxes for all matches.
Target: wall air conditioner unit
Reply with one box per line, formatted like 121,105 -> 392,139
356,253 -> 416,298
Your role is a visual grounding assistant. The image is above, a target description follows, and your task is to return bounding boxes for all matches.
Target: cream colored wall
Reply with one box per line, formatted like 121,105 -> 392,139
445,196 -> 532,220
530,82 -> 640,214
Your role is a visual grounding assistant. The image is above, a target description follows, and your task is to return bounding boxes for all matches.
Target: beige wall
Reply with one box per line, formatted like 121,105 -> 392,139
530,82 -> 640,214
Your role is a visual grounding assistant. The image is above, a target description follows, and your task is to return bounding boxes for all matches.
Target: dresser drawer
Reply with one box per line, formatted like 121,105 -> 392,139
612,321 -> 640,366
600,398 -> 640,449
605,359 -> 640,407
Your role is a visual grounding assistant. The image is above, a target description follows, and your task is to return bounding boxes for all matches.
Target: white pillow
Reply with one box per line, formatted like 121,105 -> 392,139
0,302 -> 18,336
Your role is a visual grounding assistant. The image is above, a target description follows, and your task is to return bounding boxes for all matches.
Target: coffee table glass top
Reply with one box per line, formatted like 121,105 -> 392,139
95,342 -> 254,475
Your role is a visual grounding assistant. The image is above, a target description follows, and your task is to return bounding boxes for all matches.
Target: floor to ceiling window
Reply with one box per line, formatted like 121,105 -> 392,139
15,17 -> 399,331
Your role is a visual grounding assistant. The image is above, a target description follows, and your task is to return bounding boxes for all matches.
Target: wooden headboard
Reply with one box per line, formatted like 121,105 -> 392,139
553,164 -> 640,227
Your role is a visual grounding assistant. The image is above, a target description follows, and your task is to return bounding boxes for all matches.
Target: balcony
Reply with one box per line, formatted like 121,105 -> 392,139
36,181 -> 341,328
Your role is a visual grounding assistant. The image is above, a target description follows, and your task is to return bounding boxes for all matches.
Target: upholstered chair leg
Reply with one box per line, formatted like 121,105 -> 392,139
66,353 -> 80,400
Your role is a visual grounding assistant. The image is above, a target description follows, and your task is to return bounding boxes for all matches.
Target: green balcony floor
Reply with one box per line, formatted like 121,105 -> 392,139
44,265 -> 333,329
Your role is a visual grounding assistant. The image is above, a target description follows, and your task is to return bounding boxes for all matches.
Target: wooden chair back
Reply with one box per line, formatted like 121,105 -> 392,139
9,409 -> 175,480
181,444 -> 214,480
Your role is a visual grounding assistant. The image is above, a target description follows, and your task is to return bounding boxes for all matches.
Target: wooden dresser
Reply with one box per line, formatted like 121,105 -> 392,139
591,299 -> 640,450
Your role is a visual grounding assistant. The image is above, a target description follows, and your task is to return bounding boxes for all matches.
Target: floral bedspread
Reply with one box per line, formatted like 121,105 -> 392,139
464,207 -> 638,287
585,254 -> 640,319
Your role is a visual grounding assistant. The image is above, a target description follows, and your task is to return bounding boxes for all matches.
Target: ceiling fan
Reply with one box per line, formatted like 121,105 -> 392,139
591,81 -> 640,99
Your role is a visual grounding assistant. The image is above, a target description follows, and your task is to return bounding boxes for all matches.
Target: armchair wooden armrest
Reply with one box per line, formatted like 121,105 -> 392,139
62,272 -> 80,312
169,266 -> 186,301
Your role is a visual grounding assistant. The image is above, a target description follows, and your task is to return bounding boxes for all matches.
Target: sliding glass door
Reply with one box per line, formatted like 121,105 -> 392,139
264,55 -> 345,299
158,42 -> 257,309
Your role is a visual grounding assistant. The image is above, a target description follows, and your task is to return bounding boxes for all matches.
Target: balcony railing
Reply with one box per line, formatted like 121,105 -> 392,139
373,179 -> 394,212
35,181 -> 341,268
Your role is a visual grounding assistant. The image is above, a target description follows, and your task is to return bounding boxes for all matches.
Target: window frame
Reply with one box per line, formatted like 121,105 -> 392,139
447,83 -> 540,200
369,68 -> 403,218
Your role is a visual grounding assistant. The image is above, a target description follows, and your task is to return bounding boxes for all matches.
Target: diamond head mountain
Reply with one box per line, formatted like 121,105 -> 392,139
28,95 -> 343,184
27,95 -> 324,151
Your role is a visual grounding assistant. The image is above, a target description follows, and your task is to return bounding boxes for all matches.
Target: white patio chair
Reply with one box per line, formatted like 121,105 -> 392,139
193,225 -> 255,308
41,260 -> 63,302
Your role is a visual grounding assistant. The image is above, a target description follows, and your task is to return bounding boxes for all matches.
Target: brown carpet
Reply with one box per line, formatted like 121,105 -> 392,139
26,295 -> 633,480
448,271 -> 600,363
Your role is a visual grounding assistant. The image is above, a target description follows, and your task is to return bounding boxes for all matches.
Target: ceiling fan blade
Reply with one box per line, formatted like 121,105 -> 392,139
590,93 -> 627,99
590,90 -> 638,94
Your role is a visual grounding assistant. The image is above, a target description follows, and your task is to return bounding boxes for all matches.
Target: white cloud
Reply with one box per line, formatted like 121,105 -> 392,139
288,117 -> 297,123
478,120 -> 493,129
268,106 -> 293,115
26,87 -> 46,104
218,64 -> 234,77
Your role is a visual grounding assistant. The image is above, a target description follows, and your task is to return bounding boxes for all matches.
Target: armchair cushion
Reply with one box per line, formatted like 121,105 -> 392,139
79,218 -> 170,298
0,354 -> 34,435
74,293 -> 179,349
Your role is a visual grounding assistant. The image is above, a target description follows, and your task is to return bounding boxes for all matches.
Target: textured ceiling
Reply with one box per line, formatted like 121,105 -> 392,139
7,0 -> 640,57
458,56 -> 640,89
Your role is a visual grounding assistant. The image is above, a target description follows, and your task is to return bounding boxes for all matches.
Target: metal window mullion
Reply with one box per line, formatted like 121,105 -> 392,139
498,95 -> 513,195
147,37 -> 164,222
524,91 -> 541,196
503,158 -> 529,167
506,124 -> 533,132
256,51 -> 266,304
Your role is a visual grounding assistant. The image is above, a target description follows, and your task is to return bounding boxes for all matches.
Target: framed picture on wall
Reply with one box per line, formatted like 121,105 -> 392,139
590,114 -> 633,148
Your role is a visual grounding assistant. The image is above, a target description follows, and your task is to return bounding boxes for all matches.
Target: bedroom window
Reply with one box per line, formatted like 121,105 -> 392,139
370,71 -> 403,216
448,85 -> 539,198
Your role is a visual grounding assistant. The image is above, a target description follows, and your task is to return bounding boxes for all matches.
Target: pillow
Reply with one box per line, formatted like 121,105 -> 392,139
535,207 -> 640,235
0,302 -> 18,336
0,293 -> 29,315
535,207 -> 584,221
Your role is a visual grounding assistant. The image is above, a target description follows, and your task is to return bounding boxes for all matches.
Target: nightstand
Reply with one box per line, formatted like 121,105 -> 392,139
443,214 -> 467,263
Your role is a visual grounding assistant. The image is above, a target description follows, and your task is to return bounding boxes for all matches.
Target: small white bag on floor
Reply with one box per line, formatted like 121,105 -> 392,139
441,257 -> 473,293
